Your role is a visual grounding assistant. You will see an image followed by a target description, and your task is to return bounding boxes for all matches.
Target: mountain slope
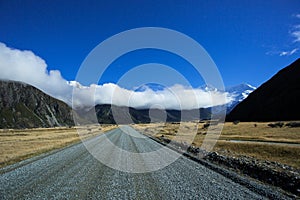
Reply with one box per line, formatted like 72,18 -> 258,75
199,83 -> 256,113
227,58 -> 300,121
225,83 -> 256,112
0,80 -> 74,128
76,83 -> 257,124
75,104 -> 212,124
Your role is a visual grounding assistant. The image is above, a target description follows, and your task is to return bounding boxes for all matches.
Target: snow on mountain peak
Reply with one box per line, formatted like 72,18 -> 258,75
225,83 -> 256,111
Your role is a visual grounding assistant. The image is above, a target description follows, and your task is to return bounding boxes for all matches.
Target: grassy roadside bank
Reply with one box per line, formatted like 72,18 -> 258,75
132,122 -> 300,169
0,124 -> 117,168
133,122 -> 300,196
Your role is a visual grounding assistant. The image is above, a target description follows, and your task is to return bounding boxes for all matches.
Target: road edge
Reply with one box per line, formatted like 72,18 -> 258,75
145,134 -> 297,199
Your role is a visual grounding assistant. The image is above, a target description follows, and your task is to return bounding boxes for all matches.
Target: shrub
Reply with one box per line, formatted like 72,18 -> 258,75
233,120 -> 240,125
286,122 -> 300,128
268,122 -> 284,128
202,123 -> 210,129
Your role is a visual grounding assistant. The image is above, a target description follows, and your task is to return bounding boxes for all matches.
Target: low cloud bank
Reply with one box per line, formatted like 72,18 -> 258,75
0,42 -> 233,109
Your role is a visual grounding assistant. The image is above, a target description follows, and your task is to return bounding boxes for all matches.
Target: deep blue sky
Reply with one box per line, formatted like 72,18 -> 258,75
1,0 -> 300,88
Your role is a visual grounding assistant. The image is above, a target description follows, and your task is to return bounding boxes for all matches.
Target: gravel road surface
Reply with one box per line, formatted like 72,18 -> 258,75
0,126 -> 283,199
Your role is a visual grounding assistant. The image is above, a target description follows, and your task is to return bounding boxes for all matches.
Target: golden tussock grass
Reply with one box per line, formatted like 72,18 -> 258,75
133,122 -> 300,169
214,140 -> 300,168
0,124 -> 117,168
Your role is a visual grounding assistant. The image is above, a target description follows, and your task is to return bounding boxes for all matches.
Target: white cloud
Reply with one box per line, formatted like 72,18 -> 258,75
0,42 -> 233,109
71,80 -> 233,109
0,42 -> 73,104
279,51 -> 288,56
294,14 -> 300,19
267,15 -> 300,57
279,48 -> 298,56
290,23 -> 300,42
291,29 -> 300,42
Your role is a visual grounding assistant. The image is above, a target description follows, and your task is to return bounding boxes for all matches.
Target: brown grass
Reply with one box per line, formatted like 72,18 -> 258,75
2,122 -> 299,169
220,122 -> 300,143
214,141 -> 300,168
133,122 -> 300,169
0,124 -> 117,168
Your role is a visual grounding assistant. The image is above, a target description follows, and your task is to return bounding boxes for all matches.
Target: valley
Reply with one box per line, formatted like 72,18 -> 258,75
1,1 -> 300,199
0,126 -> 291,199
0,58 -> 300,197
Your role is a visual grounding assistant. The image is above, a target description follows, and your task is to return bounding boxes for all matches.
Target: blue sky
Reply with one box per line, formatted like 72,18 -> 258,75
0,0 -> 300,89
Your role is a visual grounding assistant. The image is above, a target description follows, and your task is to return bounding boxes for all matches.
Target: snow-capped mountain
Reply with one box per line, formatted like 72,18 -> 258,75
137,83 -> 256,112
227,58 -> 300,121
134,83 -> 166,92
199,83 -> 256,112
225,83 -> 256,112
199,84 -> 219,92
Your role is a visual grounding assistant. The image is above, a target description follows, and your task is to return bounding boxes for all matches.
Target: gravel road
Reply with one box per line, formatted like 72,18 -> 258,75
0,126 -> 284,199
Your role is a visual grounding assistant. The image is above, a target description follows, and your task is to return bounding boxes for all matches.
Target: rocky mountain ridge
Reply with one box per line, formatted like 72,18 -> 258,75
0,80 -> 74,128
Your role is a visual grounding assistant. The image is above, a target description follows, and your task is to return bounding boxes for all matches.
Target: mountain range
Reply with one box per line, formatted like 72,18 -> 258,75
0,80 -> 74,128
74,83 -> 256,124
0,79 -> 256,128
135,82 -> 256,112
225,83 -> 256,112
3,56 -> 299,129
74,104 -> 212,125
227,58 -> 300,121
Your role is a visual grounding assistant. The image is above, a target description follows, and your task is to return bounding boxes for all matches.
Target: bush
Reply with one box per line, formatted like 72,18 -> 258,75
286,122 -> 300,128
233,120 -> 240,125
268,122 -> 284,128
202,123 -> 210,129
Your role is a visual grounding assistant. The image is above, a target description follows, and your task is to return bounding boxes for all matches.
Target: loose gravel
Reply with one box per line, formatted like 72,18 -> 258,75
0,126 -> 290,199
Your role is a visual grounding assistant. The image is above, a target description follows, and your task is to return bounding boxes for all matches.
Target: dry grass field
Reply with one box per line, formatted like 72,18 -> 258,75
133,122 -> 300,169
1,122 -> 299,170
0,124 -> 117,168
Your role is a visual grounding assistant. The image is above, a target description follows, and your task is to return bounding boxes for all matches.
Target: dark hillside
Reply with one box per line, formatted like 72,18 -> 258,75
227,58 -> 300,121
0,80 -> 74,128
